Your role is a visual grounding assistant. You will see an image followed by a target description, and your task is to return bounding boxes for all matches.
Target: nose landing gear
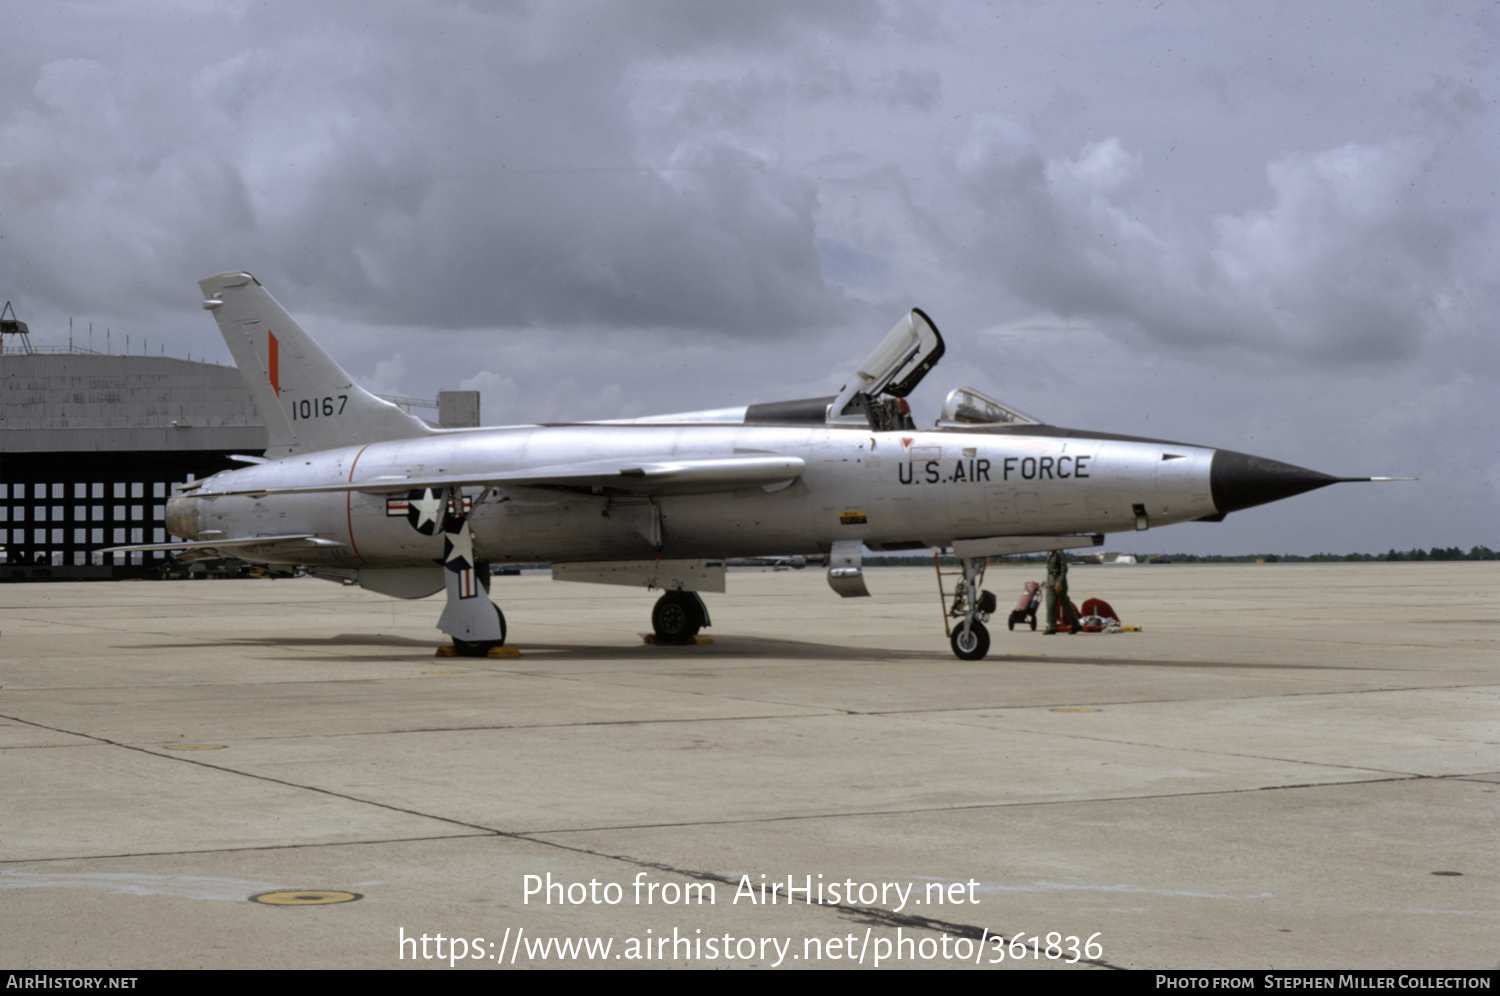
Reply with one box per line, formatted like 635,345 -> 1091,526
937,553 -> 996,660
950,620 -> 990,661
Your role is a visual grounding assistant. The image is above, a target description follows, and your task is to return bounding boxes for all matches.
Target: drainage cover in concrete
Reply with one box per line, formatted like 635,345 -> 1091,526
251,891 -> 362,906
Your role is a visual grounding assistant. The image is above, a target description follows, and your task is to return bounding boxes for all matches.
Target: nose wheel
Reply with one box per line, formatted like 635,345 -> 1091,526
937,553 -> 996,660
652,590 -> 709,644
950,620 -> 990,661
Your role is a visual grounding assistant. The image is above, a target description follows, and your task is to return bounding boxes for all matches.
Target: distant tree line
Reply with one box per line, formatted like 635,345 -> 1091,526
1182,546 -> 1498,563
1218,549 -> 1488,564
862,545 -> 1496,567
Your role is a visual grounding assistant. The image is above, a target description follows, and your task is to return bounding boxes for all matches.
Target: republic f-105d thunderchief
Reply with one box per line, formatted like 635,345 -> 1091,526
114,272 -> 1390,660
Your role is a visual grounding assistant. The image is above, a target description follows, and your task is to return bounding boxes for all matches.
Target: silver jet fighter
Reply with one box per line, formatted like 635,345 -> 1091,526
119,272 -> 1389,660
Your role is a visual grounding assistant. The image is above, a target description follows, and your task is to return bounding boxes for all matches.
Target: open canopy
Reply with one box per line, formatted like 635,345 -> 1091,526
838,308 -> 946,407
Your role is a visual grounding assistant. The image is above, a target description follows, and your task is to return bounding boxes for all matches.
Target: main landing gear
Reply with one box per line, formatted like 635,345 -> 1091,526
423,485 -> 509,657
651,589 -> 710,644
937,553 -> 998,661
453,603 -> 508,657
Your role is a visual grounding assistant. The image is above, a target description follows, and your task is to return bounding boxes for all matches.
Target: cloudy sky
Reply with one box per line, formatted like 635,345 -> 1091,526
4,1 -> 1496,555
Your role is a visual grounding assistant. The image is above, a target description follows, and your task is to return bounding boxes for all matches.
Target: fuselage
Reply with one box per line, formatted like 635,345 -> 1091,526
172,421 -> 1222,568
160,274 -> 1365,658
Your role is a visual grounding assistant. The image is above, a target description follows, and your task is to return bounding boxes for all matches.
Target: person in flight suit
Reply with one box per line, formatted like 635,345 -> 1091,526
1043,547 -> 1083,635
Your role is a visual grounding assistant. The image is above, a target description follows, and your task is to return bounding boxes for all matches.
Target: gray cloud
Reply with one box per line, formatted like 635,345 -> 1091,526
946,120 -> 1488,370
1,0 -> 1494,553
2,2 -> 882,335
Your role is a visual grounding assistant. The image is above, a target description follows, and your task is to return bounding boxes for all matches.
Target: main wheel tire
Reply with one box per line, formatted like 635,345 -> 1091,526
453,604 -> 507,657
950,620 -> 990,661
652,590 -> 703,644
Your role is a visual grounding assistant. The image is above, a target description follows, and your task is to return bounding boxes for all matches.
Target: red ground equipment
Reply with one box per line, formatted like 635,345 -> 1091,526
1008,581 -> 1041,631
1070,597 -> 1122,632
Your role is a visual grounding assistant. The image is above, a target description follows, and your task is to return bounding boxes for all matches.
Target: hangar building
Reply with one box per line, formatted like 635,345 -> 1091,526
2,321 -> 477,581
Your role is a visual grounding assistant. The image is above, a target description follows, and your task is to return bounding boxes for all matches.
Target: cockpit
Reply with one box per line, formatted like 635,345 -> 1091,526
936,386 -> 1039,428
825,309 -> 943,431
826,310 -> 1039,431
704,309 -> 1042,430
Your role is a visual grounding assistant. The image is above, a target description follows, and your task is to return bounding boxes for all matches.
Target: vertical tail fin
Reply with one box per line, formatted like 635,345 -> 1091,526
198,272 -> 434,456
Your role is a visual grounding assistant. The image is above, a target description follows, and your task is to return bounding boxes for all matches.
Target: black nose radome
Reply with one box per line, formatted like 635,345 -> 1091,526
1210,449 -> 1348,515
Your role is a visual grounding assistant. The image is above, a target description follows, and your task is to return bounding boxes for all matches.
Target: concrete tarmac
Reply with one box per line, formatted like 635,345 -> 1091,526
2,563 -> 1496,970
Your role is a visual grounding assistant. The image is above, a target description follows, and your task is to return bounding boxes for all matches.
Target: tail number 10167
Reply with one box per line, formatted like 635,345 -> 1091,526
291,395 -> 349,420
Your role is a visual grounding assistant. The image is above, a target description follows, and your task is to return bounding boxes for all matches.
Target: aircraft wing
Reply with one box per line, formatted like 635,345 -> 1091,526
208,454 -> 807,499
